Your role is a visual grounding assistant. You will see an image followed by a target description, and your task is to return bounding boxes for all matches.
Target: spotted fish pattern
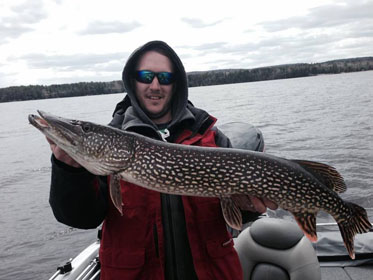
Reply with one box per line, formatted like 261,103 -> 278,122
29,110 -> 372,259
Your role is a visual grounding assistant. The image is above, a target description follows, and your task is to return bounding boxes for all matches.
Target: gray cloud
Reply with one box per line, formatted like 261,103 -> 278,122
10,0 -> 48,24
181,17 -> 225,28
0,25 -> 34,44
246,33 -> 359,63
17,52 -> 129,72
181,25 -> 373,71
190,42 -> 228,51
178,1 -> 373,70
79,20 -> 142,35
259,1 -> 373,31
248,1 -> 373,67
2,52 -> 129,86
236,32 -> 373,68
0,0 -> 47,44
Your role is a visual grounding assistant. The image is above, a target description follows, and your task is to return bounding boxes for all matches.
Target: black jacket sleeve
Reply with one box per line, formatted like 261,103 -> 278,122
49,155 -> 108,229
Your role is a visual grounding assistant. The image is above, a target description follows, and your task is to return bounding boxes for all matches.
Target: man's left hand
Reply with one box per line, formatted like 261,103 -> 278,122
248,196 -> 278,213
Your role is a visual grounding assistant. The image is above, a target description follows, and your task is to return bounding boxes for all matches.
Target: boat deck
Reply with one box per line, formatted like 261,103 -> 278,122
321,265 -> 373,280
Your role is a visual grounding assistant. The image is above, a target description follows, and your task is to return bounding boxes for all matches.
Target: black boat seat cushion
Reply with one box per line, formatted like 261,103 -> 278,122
234,218 -> 321,280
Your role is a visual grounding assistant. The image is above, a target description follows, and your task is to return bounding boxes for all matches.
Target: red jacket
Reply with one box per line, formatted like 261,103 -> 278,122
99,127 -> 243,280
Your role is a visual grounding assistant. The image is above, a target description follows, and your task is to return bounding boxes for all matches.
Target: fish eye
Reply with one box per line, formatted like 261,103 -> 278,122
82,123 -> 91,132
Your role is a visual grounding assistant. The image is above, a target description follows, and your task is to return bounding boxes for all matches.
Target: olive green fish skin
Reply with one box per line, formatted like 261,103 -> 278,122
28,111 -> 372,259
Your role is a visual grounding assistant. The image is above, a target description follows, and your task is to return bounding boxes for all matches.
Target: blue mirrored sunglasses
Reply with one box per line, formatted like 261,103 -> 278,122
135,70 -> 175,85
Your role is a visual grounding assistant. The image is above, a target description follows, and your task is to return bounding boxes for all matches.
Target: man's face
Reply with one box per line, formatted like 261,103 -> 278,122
135,51 -> 175,124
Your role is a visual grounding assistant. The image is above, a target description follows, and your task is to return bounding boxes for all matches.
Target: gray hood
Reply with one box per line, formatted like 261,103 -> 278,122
120,40 -> 190,130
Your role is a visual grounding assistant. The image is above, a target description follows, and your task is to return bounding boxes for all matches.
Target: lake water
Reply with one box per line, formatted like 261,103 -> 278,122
0,71 -> 372,279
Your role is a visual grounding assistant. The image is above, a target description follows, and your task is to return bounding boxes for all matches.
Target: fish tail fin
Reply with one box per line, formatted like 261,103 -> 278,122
337,202 -> 372,259
293,212 -> 318,242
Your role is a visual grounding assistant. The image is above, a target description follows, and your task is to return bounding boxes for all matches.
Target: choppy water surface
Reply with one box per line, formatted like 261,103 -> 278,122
0,71 -> 372,279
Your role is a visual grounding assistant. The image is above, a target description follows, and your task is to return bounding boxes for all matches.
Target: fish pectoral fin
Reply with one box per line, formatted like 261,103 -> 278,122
220,197 -> 242,230
292,160 -> 347,193
109,174 -> 123,215
293,211 -> 318,242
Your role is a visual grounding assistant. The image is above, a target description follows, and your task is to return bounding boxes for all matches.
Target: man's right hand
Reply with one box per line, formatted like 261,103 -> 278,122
46,137 -> 81,168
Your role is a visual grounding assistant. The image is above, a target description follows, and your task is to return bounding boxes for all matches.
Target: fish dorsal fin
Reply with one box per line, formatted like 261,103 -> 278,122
292,160 -> 347,193
220,197 -> 242,230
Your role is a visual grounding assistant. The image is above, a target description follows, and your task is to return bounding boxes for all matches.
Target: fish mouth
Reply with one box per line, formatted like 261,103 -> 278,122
28,111 -> 50,130
28,110 -> 80,147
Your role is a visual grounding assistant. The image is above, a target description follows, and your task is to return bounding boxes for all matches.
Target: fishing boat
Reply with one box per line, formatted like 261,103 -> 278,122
48,217 -> 373,280
48,122 -> 373,280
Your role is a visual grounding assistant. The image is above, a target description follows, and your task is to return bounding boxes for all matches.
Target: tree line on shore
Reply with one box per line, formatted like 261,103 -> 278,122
1,57 -> 372,103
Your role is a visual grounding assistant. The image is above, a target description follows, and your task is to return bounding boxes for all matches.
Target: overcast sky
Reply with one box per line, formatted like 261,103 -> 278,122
1,0 -> 372,88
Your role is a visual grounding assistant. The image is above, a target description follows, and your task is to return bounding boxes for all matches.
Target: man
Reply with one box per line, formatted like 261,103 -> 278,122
48,40 -> 277,279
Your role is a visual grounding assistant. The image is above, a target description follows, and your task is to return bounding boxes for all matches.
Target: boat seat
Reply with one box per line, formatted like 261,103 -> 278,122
234,218 -> 321,280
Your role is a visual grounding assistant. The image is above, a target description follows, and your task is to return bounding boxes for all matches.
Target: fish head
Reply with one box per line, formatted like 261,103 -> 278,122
28,110 -> 134,175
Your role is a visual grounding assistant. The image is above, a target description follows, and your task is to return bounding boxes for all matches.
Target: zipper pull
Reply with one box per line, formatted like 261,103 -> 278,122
158,128 -> 170,142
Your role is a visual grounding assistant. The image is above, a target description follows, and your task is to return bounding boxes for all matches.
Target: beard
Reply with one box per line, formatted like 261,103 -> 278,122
139,97 -> 173,121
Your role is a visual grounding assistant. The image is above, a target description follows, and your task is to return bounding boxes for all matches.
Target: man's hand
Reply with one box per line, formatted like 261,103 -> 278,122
248,195 -> 278,213
46,137 -> 81,168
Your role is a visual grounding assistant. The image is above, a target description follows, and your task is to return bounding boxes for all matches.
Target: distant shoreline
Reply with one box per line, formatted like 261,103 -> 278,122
1,57 -> 372,103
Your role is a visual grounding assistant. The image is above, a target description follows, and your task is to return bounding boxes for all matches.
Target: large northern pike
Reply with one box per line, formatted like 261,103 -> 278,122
29,111 -> 372,259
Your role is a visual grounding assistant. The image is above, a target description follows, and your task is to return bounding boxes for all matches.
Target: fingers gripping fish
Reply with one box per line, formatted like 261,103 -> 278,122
29,111 -> 372,259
